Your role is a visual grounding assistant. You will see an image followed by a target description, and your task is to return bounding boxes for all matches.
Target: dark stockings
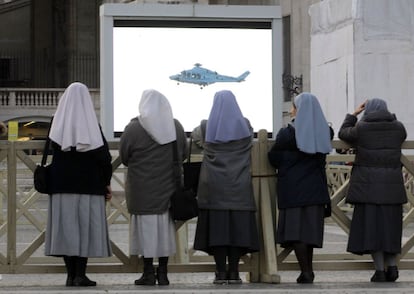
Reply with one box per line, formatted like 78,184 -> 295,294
211,246 -> 243,283
228,247 -> 243,273
293,242 -> 315,283
293,242 -> 313,273
212,246 -> 243,273
212,246 -> 227,273
307,246 -> 314,272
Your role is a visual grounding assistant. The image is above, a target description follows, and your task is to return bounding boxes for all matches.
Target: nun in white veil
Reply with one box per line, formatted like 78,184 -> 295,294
119,89 -> 187,286
268,92 -> 333,284
45,82 -> 113,287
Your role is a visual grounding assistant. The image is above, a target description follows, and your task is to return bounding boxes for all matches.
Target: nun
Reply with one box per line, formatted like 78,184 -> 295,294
45,82 -> 113,287
339,98 -> 407,282
268,92 -> 333,284
192,90 -> 260,284
119,89 -> 187,286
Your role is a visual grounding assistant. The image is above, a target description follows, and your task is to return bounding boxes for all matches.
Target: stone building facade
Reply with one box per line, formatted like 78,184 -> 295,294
0,0 -> 316,92
0,0 -> 318,138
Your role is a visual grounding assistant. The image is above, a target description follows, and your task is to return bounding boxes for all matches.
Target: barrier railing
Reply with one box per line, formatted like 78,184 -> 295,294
0,131 -> 413,283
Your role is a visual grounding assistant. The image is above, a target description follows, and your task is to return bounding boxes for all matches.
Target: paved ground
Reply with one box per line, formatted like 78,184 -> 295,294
2,189 -> 414,293
1,270 -> 414,293
2,221 -> 414,293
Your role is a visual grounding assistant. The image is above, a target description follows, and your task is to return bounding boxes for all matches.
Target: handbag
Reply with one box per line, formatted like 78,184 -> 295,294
170,140 -> 199,221
34,164 -> 51,194
183,136 -> 201,194
34,119 -> 52,194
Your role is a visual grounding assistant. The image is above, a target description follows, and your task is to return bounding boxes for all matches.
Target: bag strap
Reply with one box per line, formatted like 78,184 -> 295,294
187,136 -> 193,164
172,140 -> 182,191
40,117 -> 53,167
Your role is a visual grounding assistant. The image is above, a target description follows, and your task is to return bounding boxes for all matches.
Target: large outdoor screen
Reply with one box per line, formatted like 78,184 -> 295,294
100,4 -> 283,139
113,24 -> 272,134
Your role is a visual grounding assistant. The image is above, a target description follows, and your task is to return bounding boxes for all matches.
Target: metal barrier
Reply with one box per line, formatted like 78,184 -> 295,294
0,131 -> 414,283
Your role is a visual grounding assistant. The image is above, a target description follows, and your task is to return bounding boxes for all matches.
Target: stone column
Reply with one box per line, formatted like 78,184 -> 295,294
310,0 -> 414,137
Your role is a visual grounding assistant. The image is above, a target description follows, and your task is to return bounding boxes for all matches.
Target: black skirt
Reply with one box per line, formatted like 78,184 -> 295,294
193,209 -> 260,255
347,204 -> 403,255
277,205 -> 325,248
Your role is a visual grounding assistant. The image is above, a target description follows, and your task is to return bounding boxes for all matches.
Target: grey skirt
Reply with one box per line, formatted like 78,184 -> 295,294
45,193 -> 112,258
276,205 -> 325,248
130,209 -> 176,258
347,203 -> 403,255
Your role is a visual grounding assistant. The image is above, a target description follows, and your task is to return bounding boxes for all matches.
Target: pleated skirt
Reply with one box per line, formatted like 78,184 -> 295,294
276,205 -> 325,248
130,210 -> 176,258
45,193 -> 112,257
347,203 -> 403,255
193,209 -> 260,255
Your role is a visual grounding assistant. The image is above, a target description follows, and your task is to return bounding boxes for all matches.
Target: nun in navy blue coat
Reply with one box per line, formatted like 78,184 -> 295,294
268,93 -> 333,284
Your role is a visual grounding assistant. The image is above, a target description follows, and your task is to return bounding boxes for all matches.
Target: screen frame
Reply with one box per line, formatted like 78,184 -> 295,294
100,3 -> 283,140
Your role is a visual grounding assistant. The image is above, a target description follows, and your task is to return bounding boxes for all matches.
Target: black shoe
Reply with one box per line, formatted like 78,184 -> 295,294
296,271 -> 314,284
370,270 -> 387,282
73,276 -> 97,287
213,271 -> 228,284
386,266 -> 399,282
156,267 -> 170,286
134,271 -> 156,286
228,271 -> 242,284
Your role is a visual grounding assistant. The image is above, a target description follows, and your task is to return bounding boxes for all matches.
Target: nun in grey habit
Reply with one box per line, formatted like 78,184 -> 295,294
45,82 -> 113,287
119,89 -> 187,286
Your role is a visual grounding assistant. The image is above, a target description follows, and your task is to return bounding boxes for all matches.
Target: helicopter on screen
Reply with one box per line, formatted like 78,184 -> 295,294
169,63 -> 250,89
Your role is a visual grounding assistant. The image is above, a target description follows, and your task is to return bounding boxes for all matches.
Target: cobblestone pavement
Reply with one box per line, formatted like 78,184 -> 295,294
1,270 -> 414,293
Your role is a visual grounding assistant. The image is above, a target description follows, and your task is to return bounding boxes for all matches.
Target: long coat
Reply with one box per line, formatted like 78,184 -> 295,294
119,118 -> 187,215
195,120 -> 256,211
338,112 -> 407,205
268,124 -> 332,209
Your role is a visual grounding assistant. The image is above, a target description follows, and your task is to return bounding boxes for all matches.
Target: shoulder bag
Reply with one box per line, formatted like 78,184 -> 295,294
34,120 -> 53,194
170,139 -> 199,221
183,136 -> 202,194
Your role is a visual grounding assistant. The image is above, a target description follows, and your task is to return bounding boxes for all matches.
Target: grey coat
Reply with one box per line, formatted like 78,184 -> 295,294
194,120 -> 256,211
338,112 -> 407,205
119,118 -> 187,215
